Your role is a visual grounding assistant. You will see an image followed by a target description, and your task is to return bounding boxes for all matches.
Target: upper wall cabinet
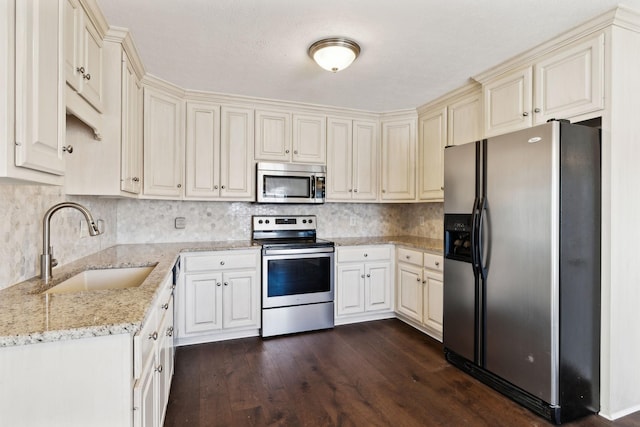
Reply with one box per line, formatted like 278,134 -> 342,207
380,117 -> 416,201
63,0 -> 104,138
254,109 -> 326,164
447,90 -> 481,147
0,0 -> 65,184
482,33 -> 604,137
143,86 -> 185,198
418,107 -> 446,201
185,102 -> 254,200
327,117 -> 379,202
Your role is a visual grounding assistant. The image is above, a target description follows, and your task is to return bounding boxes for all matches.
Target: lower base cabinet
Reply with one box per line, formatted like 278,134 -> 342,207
0,271 -> 176,427
176,249 -> 261,345
396,247 -> 443,341
335,245 -> 394,324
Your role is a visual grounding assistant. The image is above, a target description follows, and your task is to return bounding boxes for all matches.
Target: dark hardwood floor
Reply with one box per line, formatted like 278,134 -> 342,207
164,320 -> 640,427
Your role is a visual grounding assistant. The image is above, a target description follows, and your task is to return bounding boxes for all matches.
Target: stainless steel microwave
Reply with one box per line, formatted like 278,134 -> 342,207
256,162 -> 326,204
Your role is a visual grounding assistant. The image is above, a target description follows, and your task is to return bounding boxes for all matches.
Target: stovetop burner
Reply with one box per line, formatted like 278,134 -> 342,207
251,215 -> 334,248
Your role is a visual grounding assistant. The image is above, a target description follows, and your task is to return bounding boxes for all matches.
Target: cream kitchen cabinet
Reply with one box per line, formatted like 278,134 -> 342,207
327,117 -> 378,201
335,245 -> 394,324
417,84 -> 481,201
143,86 -> 185,198
0,0 -> 65,185
176,250 -> 261,346
395,247 -> 443,341
483,33 -> 604,137
185,102 -> 254,200
65,28 -> 144,197
380,116 -> 416,201
254,110 -> 326,164
63,0 -> 104,135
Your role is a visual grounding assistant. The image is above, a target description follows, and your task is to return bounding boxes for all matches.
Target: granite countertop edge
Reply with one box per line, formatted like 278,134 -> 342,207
0,236 -> 442,348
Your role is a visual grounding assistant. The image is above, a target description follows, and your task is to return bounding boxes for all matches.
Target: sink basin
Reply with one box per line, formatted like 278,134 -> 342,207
44,266 -> 155,294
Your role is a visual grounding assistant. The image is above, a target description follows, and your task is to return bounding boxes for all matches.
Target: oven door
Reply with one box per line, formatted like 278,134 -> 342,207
262,247 -> 334,308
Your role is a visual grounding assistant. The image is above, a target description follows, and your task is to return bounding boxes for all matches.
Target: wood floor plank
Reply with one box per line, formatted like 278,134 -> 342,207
164,320 -> 640,427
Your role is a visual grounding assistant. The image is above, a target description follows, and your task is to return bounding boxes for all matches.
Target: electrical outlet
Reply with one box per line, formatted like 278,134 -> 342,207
175,217 -> 186,229
350,216 -> 357,226
79,220 -> 86,238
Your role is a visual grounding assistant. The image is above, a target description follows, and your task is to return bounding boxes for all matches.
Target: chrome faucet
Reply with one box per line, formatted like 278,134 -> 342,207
41,202 -> 101,284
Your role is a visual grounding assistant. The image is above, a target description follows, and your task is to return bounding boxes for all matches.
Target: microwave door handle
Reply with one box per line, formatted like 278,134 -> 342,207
311,176 -> 316,197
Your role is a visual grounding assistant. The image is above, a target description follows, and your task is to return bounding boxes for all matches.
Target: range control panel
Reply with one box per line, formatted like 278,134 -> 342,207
252,215 -> 317,232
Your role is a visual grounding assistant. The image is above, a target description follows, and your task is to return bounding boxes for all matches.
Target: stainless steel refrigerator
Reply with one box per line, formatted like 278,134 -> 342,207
443,120 -> 600,424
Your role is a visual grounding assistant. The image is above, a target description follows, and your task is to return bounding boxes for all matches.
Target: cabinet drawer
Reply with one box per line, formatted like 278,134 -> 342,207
183,250 -> 259,272
337,245 -> 393,263
397,247 -> 423,266
424,253 -> 443,272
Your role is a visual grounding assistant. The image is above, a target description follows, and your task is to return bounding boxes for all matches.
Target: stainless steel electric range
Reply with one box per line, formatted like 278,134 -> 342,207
252,215 -> 335,337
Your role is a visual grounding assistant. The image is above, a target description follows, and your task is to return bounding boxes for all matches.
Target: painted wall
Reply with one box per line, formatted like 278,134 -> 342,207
0,185 -> 443,289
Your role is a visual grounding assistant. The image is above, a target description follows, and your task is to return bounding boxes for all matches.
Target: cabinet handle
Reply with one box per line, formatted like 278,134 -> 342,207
224,282 -> 229,286
353,189 -> 358,193
76,66 -> 85,74
416,277 -> 421,282
363,253 -> 368,257
149,331 -> 158,341
162,303 -> 169,310
441,186 -> 444,190
84,73 -> 91,80
522,112 -> 529,117
132,177 -> 140,182
177,183 -> 182,188
221,185 -> 225,189
285,149 -> 290,154
217,282 -> 222,287
167,326 -> 174,337
62,145 -> 73,154
220,261 -> 225,266
366,274 -> 371,278
422,280 -> 427,284
534,108 -> 541,113
155,364 -> 163,373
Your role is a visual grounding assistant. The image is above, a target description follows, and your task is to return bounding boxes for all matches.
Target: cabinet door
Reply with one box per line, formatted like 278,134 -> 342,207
534,33 -> 604,124
326,118 -> 353,200
14,0 -> 65,176
365,262 -> 392,312
157,297 -> 174,427
121,53 -> 142,194
418,107 -> 446,201
423,269 -> 443,333
222,270 -> 259,329
184,272 -> 223,335
63,0 -> 83,92
352,120 -> 378,200
381,119 -> 416,200
254,110 -> 290,161
448,92 -> 481,146
336,263 -> 365,316
79,15 -> 103,111
185,102 -> 221,198
483,67 -> 533,137
396,263 -> 423,322
220,106 -> 254,199
133,352 -> 157,427
143,87 -> 184,197
292,114 -> 326,164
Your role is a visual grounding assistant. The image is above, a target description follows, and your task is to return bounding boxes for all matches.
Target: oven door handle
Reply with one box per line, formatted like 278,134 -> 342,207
262,247 -> 335,256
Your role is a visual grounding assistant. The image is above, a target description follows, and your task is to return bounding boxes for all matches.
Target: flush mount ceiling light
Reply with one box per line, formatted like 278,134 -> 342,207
308,38 -> 361,73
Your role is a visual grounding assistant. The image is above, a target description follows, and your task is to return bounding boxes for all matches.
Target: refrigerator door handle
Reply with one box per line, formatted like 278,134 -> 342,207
476,197 -> 488,280
471,197 -> 481,278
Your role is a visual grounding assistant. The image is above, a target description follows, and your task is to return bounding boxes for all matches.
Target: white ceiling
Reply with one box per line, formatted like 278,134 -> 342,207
96,0 -> 639,112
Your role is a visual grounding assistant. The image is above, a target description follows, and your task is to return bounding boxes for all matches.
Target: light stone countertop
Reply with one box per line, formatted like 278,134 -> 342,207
0,236 -> 442,348
0,241 -> 255,348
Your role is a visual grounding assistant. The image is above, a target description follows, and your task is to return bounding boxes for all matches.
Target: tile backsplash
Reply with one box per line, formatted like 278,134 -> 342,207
1,182 -> 443,289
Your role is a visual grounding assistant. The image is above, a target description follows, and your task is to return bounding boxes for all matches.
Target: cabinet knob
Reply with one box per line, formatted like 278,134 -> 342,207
522,112 -> 529,117
76,66 -> 85,74
214,185 -> 219,189
366,274 -> 371,278
221,185 -> 225,189
162,303 -> 169,310
435,261 -> 440,267
382,189 -> 386,193
83,73 -> 91,81
148,331 -> 158,341
285,149 -> 290,154
294,150 -> 298,154
441,186 -> 444,191
132,177 -> 140,182
167,326 -> 174,337
363,253 -> 368,257
534,108 -> 541,113
62,145 -> 73,154
348,189 -> 352,192
224,282 -> 229,286
155,364 -> 164,373
177,184 -> 182,188
220,261 -> 225,266
353,189 -> 358,193
217,282 -> 222,287
416,277 -> 421,282
361,274 -> 365,279
406,255 -> 411,260
422,280 -> 427,284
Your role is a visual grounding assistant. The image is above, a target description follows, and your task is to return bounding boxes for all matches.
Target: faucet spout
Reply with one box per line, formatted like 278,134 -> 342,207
41,202 -> 102,284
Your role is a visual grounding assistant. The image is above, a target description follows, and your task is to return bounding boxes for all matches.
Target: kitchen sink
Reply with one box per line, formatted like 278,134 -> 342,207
44,266 -> 155,294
